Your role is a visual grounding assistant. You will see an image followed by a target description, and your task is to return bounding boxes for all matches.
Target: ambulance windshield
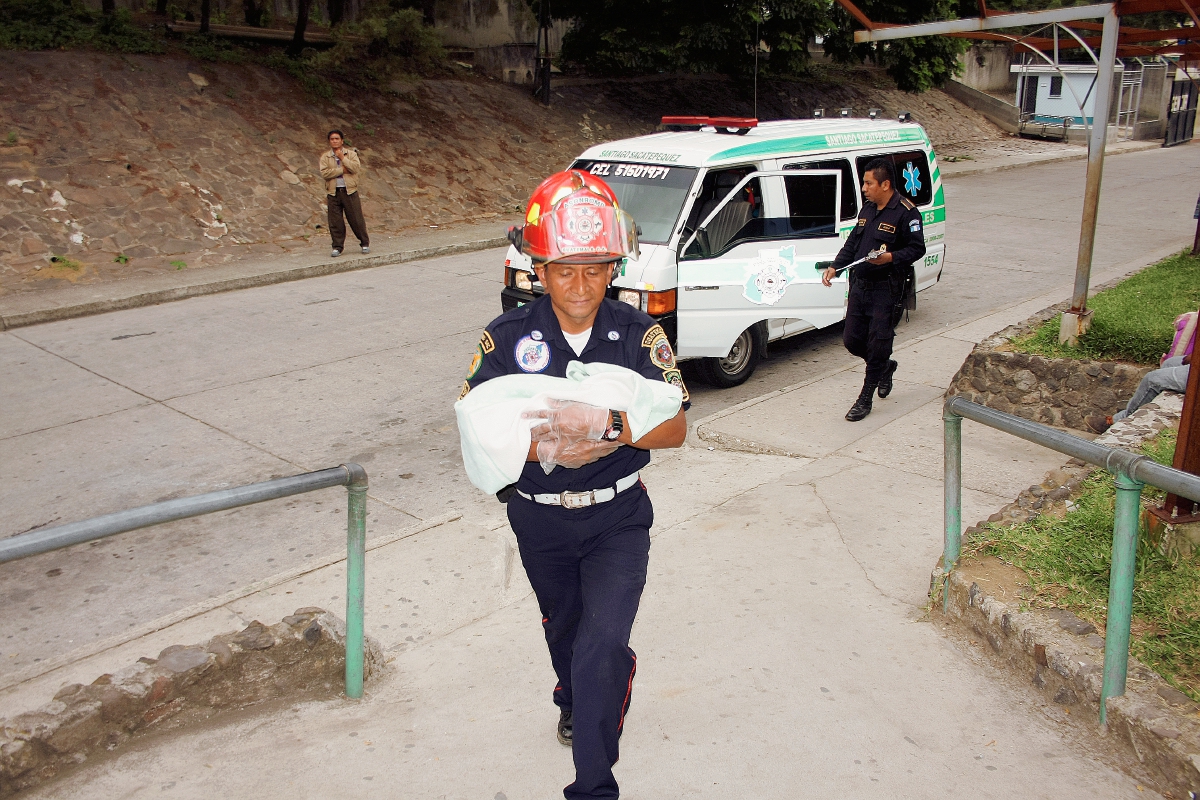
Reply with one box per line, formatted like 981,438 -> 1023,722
570,161 -> 698,246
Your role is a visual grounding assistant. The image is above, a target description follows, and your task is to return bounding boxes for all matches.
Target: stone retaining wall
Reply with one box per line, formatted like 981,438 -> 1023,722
945,303 -> 1153,431
0,608 -> 384,798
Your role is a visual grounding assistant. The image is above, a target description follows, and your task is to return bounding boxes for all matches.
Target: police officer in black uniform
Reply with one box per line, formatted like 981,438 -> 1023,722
822,158 -> 926,421
460,170 -> 688,800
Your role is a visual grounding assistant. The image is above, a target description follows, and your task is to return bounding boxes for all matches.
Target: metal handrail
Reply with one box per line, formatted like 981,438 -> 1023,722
942,397 -> 1200,725
0,464 -> 369,699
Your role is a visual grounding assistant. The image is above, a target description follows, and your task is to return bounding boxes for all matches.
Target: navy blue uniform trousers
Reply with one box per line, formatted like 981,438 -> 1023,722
507,486 -> 653,800
843,277 -> 897,386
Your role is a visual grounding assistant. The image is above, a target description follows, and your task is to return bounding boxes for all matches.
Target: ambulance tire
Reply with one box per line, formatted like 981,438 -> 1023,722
700,324 -> 763,388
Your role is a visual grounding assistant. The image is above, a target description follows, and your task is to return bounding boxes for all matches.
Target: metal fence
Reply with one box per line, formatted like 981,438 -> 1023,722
941,398 -> 1200,724
0,464 -> 369,699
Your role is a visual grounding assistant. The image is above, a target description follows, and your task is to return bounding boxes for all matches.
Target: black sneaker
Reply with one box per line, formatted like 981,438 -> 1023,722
557,709 -> 573,747
877,360 -> 898,398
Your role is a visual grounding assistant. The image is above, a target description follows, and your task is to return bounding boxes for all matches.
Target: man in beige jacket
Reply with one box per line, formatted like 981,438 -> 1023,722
319,130 -> 370,257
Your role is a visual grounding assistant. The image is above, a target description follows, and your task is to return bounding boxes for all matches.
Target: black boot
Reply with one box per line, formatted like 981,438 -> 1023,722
877,360 -> 898,398
557,709 -> 573,747
845,384 -> 875,422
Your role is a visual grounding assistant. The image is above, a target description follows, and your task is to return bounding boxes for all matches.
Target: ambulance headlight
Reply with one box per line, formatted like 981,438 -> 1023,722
617,289 -> 642,308
514,270 -> 534,291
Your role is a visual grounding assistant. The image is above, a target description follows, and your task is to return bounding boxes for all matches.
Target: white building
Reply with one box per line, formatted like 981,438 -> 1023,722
1011,63 -> 1125,126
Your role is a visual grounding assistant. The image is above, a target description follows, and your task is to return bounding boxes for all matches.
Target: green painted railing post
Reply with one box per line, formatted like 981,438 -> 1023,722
1100,471 -> 1144,725
343,464 -> 368,699
943,409 -> 963,613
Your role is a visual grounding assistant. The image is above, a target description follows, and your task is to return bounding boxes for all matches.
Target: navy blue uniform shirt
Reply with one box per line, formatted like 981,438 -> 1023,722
461,294 -> 690,495
833,191 -> 927,281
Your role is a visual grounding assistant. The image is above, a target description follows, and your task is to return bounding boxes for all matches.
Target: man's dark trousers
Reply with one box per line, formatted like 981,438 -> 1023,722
327,187 -> 369,250
843,275 -> 897,386
507,487 -> 652,800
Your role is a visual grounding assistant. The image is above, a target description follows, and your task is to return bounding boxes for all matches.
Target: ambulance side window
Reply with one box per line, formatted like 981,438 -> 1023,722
682,167 -> 763,257
855,151 -> 932,207
783,158 -> 857,221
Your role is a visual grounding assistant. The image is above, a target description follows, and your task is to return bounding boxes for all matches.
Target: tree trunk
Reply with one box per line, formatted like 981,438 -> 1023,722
421,0 -> 434,25
102,0 -> 115,14
243,0 -> 264,26
328,0 -> 343,27
287,0 -> 311,57
155,0 -> 168,15
199,0 -> 211,33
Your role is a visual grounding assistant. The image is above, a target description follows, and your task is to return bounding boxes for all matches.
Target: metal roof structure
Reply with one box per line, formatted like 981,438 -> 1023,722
833,0 -> 1198,343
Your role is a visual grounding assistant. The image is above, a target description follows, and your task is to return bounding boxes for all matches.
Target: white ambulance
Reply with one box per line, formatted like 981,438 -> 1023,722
500,115 -> 947,387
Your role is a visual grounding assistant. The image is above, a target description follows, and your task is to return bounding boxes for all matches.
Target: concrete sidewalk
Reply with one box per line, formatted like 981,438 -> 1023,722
10,247 -> 1177,798
0,216 -> 521,331
938,138 -> 1159,180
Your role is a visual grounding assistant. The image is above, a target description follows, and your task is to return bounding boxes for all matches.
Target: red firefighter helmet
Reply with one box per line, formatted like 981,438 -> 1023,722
509,170 -> 639,265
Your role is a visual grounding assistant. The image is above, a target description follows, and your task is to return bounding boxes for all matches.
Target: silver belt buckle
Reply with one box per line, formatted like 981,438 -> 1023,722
559,490 -> 594,509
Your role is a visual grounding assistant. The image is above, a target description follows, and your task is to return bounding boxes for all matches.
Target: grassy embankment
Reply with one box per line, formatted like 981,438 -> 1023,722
1011,249 -> 1200,364
976,250 -> 1200,700
966,430 -> 1200,700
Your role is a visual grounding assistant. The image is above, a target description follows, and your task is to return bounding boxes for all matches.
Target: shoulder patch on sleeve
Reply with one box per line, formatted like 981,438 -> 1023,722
899,196 -> 915,210
479,330 -> 495,354
661,368 -> 689,403
457,380 -> 471,400
641,324 -> 667,348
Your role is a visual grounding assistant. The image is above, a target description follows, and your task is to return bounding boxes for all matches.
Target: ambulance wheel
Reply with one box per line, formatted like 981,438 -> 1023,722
701,326 -> 761,388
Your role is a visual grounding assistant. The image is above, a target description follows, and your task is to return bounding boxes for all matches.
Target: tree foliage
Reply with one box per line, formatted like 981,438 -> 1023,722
557,0 -> 828,78
557,0 -> 974,91
821,0 -> 972,92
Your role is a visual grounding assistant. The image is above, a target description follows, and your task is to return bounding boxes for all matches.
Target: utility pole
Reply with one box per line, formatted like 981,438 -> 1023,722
534,0 -> 552,107
1060,6 -> 1120,345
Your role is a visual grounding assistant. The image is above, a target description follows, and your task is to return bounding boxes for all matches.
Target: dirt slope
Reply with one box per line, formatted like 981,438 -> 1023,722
0,51 -> 1031,293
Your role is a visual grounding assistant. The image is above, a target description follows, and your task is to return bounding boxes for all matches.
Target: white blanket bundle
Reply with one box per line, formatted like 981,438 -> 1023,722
455,361 -> 683,494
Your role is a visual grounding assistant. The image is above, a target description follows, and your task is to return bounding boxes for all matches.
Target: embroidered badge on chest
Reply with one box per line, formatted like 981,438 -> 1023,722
515,335 -> 551,373
877,222 -> 896,234
608,330 -> 620,341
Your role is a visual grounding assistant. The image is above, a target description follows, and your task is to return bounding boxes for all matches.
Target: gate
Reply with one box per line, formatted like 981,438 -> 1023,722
1164,77 -> 1197,147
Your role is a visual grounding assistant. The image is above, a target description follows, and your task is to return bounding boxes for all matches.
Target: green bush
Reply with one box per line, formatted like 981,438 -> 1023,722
182,32 -> 247,63
0,0 -> 162,53
1012,250 -> 1200,364
314,6 -> 445,87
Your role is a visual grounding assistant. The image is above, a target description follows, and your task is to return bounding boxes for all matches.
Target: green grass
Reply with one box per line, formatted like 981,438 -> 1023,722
1011,249 -> 1200,365
967,428 -> 1200,700
49,255 -> 82,270
170,260 -> 187,269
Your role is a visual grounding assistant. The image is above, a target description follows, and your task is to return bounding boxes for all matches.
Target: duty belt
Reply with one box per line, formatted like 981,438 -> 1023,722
517,471 -> 641,509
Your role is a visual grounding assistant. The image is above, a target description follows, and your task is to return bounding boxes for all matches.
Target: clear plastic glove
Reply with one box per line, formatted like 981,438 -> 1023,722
536,436 -> 621,473
525,399 -> 610,443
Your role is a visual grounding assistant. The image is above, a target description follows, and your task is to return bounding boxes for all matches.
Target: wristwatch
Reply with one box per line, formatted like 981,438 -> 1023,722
602,410 -> 624,441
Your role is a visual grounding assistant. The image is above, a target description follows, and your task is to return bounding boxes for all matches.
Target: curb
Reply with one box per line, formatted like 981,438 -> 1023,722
0,236 -> 508,331
940,140 -> 1162,180
940,562 -> 1200,798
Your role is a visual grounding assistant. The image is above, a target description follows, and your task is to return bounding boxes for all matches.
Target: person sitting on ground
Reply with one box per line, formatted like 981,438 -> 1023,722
1086,310 -> 1195,433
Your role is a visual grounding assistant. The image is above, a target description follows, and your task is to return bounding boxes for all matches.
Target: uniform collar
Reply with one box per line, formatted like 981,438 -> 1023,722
528,294 -> 617,356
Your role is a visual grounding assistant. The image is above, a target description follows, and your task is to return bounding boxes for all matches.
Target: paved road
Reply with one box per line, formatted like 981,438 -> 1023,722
1,143 -> 1198,683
